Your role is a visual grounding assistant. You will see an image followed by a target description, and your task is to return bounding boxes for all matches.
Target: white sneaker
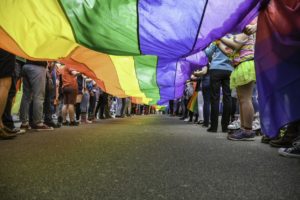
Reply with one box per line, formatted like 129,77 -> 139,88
252,119 -> 261,131
228,119 -> 241,130
184,118 -> 189,122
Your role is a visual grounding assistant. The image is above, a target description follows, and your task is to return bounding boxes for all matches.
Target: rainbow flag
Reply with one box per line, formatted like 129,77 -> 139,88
0,0 -> 260,105
187,92 -> 198,113
255,0 -> 300,137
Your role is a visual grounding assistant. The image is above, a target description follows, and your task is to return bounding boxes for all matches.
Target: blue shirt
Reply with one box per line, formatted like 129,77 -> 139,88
205,43 -> 233,72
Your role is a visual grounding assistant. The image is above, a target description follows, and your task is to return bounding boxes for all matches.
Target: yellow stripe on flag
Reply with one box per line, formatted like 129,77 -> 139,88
110,56 -> 150,104
0,0 -> 77,59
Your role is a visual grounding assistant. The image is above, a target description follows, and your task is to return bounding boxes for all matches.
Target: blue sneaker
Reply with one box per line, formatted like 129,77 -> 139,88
227,129 -> 255,141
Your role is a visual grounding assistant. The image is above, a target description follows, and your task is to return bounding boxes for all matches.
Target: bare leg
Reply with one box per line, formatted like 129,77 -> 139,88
0,77 -> 12,128
62,104 -> 68,122
237,82 -> 254,129
68,105 -> 75,122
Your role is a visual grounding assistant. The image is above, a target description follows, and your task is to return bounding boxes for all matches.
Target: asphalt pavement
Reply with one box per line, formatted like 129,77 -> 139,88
0,115 -> 299,200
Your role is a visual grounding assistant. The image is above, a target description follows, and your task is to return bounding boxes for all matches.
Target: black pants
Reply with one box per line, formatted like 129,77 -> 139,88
202,85 -> 211,126
169,100 -> 174,115
209,70 -> 232,130
88,93 -> 96,118
120,98 -> 126,116
95,93 -> 108,118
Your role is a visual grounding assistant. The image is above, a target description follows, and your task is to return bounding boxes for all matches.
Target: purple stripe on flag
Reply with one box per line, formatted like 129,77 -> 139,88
138,0 -> 206,58
156,58 -> 177,104
174,60 -> 192,99
193,0 -> 260,52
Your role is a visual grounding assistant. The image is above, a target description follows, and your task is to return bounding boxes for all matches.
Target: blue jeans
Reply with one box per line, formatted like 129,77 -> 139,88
20,64 -> 46,124
80,92 -> 90,113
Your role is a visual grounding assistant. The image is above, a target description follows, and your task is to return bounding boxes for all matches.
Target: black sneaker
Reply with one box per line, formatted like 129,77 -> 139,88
269,133 -> 298,148
69,121 -> 79,126
207,127 -> 217,133
261,135 -> 273,144
222,128 -> 229,133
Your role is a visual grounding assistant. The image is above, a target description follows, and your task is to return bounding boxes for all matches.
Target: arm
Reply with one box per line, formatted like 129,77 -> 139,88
220,33 -> 249,50
190,74 -> 199,81
193,66 -> 208,77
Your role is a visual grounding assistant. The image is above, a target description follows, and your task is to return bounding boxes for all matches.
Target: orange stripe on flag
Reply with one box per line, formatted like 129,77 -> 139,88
63,46 -> 127,97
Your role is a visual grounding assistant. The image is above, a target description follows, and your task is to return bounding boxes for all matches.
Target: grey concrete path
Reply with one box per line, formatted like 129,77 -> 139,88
0,115 -> 299,200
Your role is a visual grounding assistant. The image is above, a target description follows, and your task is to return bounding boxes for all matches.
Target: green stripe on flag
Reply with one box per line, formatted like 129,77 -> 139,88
134,56 -> 160,105
59,0 -> 140,55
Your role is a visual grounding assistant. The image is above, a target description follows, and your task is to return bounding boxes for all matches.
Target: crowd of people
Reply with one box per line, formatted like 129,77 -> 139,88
166,22 -> 300,159
0,51 -> 156,137
0,1 -> 299,160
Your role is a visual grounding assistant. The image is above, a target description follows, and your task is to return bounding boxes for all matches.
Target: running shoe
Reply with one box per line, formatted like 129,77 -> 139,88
228,119 -> 241,130
227,129 -> 255,141
31,124 -> 54,131
252,119 -> 261,131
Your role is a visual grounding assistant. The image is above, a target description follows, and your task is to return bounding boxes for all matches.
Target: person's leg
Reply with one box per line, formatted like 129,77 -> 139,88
221,71 -> 232,132
62,89 -> 70,123
104,94 -> 110,118
43,78 -> 53,124
188,111 -> 193,122
169,100 -> 174,115
197,91 -> 204,121
69,89 -> 78,125
95,94 -> 102,119
0,76 -> 17,138
127,98 -> 132,116
227,82 -> 256,141
209,70 -> 222,131
231,97 -> 237,122
2,75 -> 17,129
75,94 -> 83,121
69,104 -> 75,122
120,98 -> 126,117
19,68 -> 32,126
237,82 -> 254,130
57,96 -> 64,123
252,84 -> 259,114
97,93 -> 105,119
80,90 -> 91,123
0,77 -> 12,128
75,102 -> 81,121
202,85 -> 210,127
88,93 -> 95,120
28,65 -> 47,125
